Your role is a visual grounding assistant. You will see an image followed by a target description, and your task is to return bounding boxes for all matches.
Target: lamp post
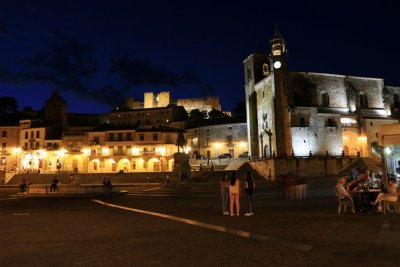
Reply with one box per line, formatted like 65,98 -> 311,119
381,146 -> 392,190
13,147 -> 21,173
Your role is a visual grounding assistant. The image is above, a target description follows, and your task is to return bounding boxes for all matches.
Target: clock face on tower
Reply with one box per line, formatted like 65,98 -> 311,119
273,61 -> 282,69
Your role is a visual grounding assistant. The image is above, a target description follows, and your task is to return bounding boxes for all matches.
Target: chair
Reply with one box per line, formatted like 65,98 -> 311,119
335,188 -> 355,214
382,191 -> 400,215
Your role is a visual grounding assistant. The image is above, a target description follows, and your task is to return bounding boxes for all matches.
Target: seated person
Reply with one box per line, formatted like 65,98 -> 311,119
336,177 -> 352,201
345,179 -> 364,212
50,177 -> 59,192
371,177 -> 399,212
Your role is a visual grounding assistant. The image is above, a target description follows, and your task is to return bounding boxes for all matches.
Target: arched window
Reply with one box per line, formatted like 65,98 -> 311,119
394,94 -> 400,107
359,94 -> 368,108
321,92 -> 330,107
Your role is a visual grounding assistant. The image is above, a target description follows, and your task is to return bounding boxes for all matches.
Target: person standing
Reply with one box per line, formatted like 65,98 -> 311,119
244,171 -> 255,216
220,173 -> 230,215
69,174 -> 75,185
103,177 -> 108,193
229,171 -> 241,216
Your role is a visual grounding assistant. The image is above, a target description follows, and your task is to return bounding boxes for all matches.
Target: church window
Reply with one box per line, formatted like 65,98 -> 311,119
326,118 -> 337,127
359,94 -> 368,108
394,94 -> 400,107
262,63 -> 269,76
321,93 -> 330,107
299,117 -> 306,127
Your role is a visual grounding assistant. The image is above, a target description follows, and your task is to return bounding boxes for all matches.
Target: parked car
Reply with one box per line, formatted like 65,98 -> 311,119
238,152 -> 249,158
218,153 -> 232,159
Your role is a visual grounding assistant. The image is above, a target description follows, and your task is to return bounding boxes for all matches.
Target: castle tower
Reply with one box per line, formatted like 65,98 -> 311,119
270,27 -> 292,157
157,91 -> 171,107
144,92 -> 154,108
44,90 -> 67,125
44,89 -> 68,138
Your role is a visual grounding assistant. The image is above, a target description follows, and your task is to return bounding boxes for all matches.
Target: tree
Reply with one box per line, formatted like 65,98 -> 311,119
232,101 -> 246,119
175,129 -> 187,153
189,109 -> 207,120
208,108 -> 227,119
0,97 -> 18,114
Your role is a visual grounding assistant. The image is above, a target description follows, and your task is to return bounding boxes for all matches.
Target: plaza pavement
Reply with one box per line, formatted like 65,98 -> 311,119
0,177 -> 400,267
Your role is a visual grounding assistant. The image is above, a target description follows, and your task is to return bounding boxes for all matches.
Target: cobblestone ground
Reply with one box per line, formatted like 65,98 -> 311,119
1,178 -> 399,267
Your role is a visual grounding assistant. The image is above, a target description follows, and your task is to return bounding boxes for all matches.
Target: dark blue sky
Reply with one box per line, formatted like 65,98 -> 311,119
0,0 -> 399,113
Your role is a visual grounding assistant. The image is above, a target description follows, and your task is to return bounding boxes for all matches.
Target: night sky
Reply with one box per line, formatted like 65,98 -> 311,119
0,0 -> 399,114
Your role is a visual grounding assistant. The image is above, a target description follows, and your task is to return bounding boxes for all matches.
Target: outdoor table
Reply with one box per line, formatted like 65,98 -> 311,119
353,189 -> 381,213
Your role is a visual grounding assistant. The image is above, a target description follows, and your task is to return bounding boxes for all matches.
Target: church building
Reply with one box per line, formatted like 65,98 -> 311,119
244,28 -> 400,158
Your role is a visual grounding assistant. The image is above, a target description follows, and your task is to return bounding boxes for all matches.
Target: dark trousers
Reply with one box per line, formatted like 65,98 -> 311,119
247,193 -> 254,213
50,184 -> 57,192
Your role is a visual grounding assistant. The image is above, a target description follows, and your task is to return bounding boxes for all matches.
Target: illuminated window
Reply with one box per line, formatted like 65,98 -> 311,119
262,63 -> 269,76
205,136 -> 210,146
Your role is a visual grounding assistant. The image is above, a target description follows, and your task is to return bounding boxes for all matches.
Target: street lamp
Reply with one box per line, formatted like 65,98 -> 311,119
13,147 -> 21,172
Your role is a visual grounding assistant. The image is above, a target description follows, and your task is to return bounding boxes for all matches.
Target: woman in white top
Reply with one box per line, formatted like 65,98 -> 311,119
229,172 -> 241,216
371,177 -> 398,212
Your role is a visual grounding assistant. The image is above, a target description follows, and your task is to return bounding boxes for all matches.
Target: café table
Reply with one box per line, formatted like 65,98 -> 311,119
353,189 -> 381,213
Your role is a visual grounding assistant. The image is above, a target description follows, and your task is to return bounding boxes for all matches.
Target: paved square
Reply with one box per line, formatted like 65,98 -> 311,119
1,179 -> 400,266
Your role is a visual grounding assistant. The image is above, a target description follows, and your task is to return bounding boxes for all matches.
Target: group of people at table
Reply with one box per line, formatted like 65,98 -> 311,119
336,168 -> 399,213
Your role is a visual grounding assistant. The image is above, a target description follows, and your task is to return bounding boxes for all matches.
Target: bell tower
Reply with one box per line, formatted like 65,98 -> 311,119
270,25 -> 288,71
270,26 -> 291,157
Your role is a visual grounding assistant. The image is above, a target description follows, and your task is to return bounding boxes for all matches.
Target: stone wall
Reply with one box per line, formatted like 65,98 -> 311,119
176,96 -> 221,113
250,157 -> 357,181
255,76 -> 276,157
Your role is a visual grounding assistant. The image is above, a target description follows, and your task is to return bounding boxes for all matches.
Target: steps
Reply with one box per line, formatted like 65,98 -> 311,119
341,157 -> 382,174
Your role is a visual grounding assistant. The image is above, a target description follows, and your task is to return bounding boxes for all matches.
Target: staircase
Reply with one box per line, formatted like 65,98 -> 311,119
341,157 -> 382,174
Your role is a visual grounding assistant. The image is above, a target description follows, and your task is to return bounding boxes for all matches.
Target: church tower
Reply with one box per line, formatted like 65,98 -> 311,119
270,27 -> 292,157
44,90 -> 68,138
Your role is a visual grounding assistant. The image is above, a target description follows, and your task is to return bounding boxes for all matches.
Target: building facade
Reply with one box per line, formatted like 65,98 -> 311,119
185,122 -> 248,159
244,29 -> 400,158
